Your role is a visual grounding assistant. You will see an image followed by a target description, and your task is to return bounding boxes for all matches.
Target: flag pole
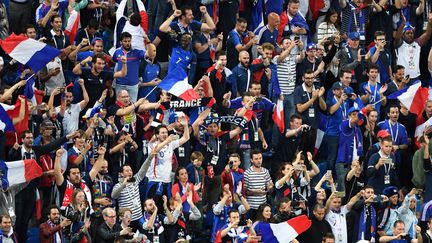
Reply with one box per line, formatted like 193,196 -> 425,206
23,73 -> 36,82
144,86 -> 158,99
372,97 -> 386,106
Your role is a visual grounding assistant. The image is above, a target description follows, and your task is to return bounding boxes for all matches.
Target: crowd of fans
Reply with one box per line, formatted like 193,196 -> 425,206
2,0 -> 432,242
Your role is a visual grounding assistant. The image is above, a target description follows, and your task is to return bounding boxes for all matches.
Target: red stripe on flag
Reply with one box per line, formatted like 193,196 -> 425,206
178,89 -> 199,101
0,33 -> 27,54
287,215 -> 312,234
410,87 -> 429,116
23,159 -> 43,181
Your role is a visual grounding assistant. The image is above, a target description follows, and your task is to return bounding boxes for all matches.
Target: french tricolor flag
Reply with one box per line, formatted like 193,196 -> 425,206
272,99 -> 284,133
254,215 -> 311,243
64,10 -> 80,44
0,33 -> 60,72
0,159 -> 43,190
158,67 -> 199,101
390,81 -> 429,117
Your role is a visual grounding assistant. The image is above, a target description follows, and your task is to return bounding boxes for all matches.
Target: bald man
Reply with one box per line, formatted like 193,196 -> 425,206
226,17 -> 257,69
227,51 -> 266,96
138,43 -> 162,102
254,12 -> 280,47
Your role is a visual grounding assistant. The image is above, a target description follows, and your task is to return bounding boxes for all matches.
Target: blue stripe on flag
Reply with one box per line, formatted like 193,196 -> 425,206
0,105 -> 15,132
256,222 -> 279,243
26,45 -> 61,72
0,160 -> 9,190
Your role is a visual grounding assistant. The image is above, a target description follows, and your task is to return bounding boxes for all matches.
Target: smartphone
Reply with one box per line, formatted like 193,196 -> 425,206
384,158 -> 393,164
294,35 -> 300,41
127,177 -> 136,183
335,191 -> 346,198
405,75 -> 410,80
59,87 -> 65,93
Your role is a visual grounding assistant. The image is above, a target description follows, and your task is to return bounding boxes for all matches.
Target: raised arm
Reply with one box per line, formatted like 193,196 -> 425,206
0,79 -> 26,102
88,147 -> 106,181
78,79 -> 89,110
199,6 -> 215,32
54,148 -> 65,186
159,10 -> 181,33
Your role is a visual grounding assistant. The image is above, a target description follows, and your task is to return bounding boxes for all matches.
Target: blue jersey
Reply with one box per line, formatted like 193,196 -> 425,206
168,46 -> 193,74
112,48 -> 145,86
377,120 -> 408,164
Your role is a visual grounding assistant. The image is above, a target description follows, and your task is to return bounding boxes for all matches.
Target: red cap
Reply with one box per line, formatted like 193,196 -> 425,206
377,130 -> 390,139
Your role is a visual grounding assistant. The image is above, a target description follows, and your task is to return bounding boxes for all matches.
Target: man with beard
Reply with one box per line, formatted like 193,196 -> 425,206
337,32 -> 365,88
226,18 -> 256,70
112,32 -> 146,103
168,32 -> 194,74
48,79 -> 89,135
384,65 -> 410,107
230,51 -> 266,97
293,70 -> 326,154
159,6 -> 215,45
40,205 -> 72,243
54,148 -> 93,213
72,53 -> 127,107
394,14 -> 432,80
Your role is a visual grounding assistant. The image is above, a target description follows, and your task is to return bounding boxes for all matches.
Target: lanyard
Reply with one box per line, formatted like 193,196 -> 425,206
2,192 -> 12,206
388,120 -> 398,142
383,161 -> 391,175
335,96 -> 347,119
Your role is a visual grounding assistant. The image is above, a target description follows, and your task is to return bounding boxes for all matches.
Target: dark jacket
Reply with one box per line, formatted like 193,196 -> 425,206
39,221 -> 63,243
95,222 -> 122,243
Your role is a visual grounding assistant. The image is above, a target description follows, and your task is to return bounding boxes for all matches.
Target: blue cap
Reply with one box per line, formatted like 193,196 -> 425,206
348,32 -> 360,40
344,86 -> 354,95
331,82 -> 343,90
306,43 -> 317,51
348,107 -> 359,114
384,186 -> 398,197
403,22 -> 415,33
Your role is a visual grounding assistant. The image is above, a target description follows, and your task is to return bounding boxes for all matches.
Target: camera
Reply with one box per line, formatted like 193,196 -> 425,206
294,165 -> 303,171
59,88 -> 65,93
65,210 -> 81,222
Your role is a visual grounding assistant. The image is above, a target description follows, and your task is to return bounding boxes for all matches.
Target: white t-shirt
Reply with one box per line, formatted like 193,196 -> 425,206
146,139 -> 180,183
45,57 -> 65,95
123,21 -> 146,51
396,40 -> 421,79
56,103 -> 82,135
325,205 -> 349,243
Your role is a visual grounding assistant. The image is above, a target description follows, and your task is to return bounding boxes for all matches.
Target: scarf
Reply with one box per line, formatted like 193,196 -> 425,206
226,226 -> 249,243
115,99 -> 136,133
61,180 -> 92,213
207,64 -> 232,83
358,205 -> 376,241
47,220 -> 62,243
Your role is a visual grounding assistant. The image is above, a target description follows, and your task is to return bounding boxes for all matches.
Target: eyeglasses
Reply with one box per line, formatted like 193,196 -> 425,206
229,161 -> 236,163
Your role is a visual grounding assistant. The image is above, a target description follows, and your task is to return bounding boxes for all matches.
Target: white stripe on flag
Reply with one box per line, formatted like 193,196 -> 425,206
270,221 -> 299,242
6,160 -> 27,185
398,82 -> 421,110
9,39 -> 46,64
168,77 -> 193,97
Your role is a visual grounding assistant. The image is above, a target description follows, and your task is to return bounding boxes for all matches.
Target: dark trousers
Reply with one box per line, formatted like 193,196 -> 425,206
15,185 -> 36,242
